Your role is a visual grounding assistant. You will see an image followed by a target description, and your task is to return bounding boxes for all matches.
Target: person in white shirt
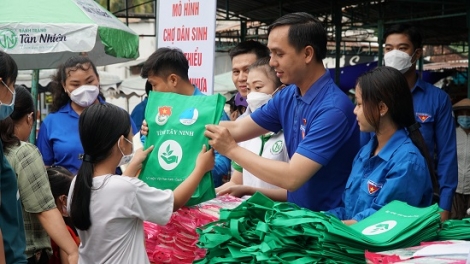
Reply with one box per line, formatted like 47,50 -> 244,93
67,103 -> 214,264
215,57 -> 289,201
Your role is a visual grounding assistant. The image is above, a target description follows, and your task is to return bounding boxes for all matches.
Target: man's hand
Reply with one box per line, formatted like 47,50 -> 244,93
217,185 -> 253,198
141,120 -> 149,136
440,210 -> 450,222
204,125 -> 238,157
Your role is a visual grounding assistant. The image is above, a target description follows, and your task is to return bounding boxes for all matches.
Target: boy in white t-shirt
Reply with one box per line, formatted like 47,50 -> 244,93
215,57 -> 289,201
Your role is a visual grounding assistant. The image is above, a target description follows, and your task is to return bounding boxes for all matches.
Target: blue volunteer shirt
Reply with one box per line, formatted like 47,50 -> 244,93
37,98 -> 138,174
131,97 -> 148,129
251,71 -> 360,211
328,128 -> 433,221
359,78 -> 457,211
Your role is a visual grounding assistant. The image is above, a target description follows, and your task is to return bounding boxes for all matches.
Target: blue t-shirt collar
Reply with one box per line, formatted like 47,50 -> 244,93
361,128 -> 409,161
294,71 -> 331,104
193,85 -> 204,95
58,96 -> 106,118
411,76 -> 426,93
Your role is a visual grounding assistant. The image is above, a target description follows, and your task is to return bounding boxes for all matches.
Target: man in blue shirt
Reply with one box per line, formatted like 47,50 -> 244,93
140,48 -> 230,187
363,23 -> 457,220
130,80 -> 151,129
204,12 -> 360,211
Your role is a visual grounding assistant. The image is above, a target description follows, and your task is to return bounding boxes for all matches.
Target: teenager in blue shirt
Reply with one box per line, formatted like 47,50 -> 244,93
361,23 -> 457,220
140,48 -> 230,188
37,56 -> 137,175
328,67 -> 434,224
203,13 -> 360,211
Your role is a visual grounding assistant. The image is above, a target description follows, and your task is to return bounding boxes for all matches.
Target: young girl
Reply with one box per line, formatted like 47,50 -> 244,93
216,57 -> 289,201
47,166 -> 80,264
328,66 -> 435,225
68,103 -> 214,264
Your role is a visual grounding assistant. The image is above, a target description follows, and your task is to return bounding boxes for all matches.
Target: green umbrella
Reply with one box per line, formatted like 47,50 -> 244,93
0,0 -> 139,142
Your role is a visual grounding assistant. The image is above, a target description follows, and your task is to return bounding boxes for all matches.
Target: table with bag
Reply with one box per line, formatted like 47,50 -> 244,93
139,91 -> 470,263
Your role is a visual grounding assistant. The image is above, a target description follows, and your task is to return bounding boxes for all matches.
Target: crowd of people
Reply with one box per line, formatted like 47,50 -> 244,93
0,10 -> 465,264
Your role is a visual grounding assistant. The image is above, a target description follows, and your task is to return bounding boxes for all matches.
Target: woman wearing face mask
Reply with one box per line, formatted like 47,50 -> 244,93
451,99 -> 470,219
215,57 -> 289,201
36,56 -> 137,174
0,51 -> 27,264
0,86 -> 78,264
68,103 -> 214,264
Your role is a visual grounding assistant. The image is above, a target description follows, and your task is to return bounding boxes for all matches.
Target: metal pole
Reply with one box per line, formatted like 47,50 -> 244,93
467,2 -> 470,98
377,20 -> 384,67
30,69 -> 39,144
334,2 -> 342,86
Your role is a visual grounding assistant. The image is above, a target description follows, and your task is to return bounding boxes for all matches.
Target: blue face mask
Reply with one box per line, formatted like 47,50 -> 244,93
0,80 -> 15,120
457,116 -> 470,129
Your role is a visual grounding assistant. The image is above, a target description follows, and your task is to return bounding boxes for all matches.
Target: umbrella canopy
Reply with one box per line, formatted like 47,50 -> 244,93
0,0 -> 139,70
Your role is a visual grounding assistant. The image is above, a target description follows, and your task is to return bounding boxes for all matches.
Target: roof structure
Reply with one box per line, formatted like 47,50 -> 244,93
216,0 -> 468,46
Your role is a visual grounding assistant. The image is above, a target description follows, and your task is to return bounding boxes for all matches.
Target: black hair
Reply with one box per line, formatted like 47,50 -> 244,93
0,51 -> 18,85
248,57 -> 282,89
141,47 -> 189,81
50,56 -> 99,112
229,41 -> 270,61
47,166 -> 74,200
384,23 -> 422,50
70,103 -> 131,230
268,12 -> 327,62
0,86 -> 34,151
357,66 -> 436,188
145,80 -> 152,96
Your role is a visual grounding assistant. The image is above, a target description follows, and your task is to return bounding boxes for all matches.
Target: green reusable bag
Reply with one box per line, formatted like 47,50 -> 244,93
139,91 -> 226,206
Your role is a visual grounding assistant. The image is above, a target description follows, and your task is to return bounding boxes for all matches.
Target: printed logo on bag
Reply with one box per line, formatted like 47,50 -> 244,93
0,29 -> 18,49
156,106 -> 172,125
416,112 -> 431,123
158,140 -> 183,170
270,140 -> 284,155
361,220 -> 397,235
367,180 -> 382,195
179,107 -> 199,126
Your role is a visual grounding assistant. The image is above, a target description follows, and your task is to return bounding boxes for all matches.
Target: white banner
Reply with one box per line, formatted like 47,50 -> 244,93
0,23 -> 96,54
157,0 -> 217,95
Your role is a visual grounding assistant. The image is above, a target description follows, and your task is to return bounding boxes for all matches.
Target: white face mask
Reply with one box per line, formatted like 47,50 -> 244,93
383,50 -> 416,73
68,85 -> 99,107
246,91 -> 272,112
118,137 -> 134,166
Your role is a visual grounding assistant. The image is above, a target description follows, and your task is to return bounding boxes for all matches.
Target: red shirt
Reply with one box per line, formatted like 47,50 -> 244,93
49,225 -> 80,264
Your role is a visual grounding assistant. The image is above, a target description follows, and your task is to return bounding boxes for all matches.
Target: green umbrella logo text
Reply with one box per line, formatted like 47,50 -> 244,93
0,29 -> 18,49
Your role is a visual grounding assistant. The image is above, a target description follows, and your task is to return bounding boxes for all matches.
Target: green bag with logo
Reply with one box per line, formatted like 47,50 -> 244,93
139,91 -> 226,206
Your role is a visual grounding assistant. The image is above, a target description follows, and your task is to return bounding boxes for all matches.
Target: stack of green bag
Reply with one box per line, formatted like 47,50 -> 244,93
196,193 -> 441,263
438,218 -> 470,241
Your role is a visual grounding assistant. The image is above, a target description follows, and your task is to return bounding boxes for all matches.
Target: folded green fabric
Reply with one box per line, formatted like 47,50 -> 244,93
196,193 -> 442,264
438,218 -> 470,241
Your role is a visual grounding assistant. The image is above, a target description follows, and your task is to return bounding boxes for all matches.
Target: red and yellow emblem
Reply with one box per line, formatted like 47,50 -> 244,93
367,180 -> 382,195
416,113 -> 431,123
